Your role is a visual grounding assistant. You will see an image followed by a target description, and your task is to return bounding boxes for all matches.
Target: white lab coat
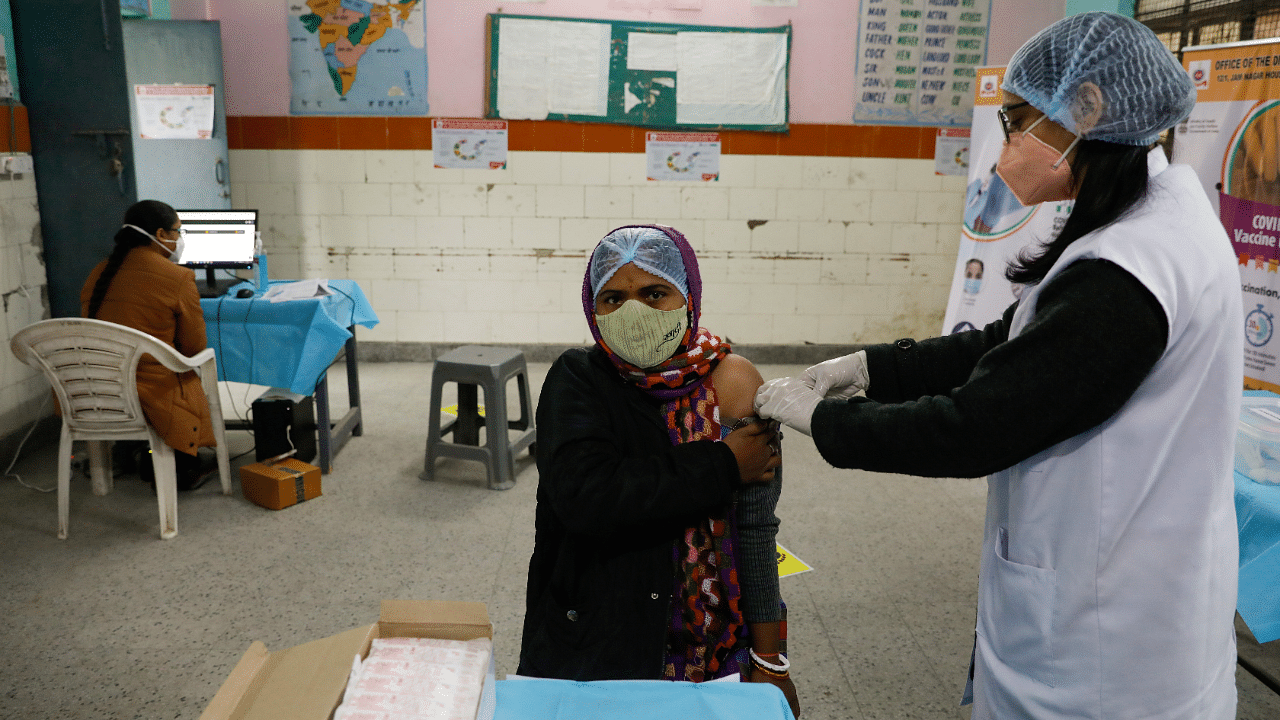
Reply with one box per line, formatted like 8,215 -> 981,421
970,150 -> 1242,719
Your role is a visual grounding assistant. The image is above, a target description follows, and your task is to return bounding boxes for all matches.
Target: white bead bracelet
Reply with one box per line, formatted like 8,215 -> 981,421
749,648 -> 791,673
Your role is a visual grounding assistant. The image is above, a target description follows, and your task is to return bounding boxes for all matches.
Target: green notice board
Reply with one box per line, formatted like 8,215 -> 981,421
485,14 -> 790,132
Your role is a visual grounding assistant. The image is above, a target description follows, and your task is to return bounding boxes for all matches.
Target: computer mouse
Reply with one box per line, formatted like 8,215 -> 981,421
236,288 -> 255,299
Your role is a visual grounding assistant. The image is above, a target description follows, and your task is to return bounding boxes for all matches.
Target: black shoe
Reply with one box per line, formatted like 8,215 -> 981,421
137,447 -> 213,491
175,450 -> 218,491
136,446 -> 155,486
112,440 -> 145,477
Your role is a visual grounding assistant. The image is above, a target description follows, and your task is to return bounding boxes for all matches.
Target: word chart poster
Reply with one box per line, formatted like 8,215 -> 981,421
853,0 -> 992,127
1177,39 -> 1280,392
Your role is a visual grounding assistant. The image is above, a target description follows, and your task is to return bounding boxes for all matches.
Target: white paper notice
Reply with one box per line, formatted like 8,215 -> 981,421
627,33 -> 678,72
496,18 -> 609,119
549,22 -> 610,115
432,119 -> 509,170
645,132 -> 720,182
676,32 -> 786,126
0,35 -> 12,100
134,85 -> 215,139
730,34 -> 784,103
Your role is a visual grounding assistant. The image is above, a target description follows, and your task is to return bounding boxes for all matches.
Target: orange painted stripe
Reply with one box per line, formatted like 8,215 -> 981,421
387,117 -> 432,150
0,106 -> 32,153
294,116 -> 338,150
239,116 -> 292,150
337,117 -> 388,150
231,116 -> 937,159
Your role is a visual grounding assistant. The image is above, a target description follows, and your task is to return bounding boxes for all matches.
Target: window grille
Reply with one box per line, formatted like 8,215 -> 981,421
1137,0 -> 1280,55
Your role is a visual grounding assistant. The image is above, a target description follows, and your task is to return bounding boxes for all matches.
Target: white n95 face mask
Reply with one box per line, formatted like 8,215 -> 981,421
596,299 -> 688,369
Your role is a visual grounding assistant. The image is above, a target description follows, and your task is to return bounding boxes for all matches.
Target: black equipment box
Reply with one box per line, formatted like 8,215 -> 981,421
252,392 -> 317,463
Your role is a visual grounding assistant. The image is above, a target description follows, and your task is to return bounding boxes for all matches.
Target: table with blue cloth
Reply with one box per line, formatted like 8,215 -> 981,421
1237,390 -> 1280,695
201,279 -> 379,473
495,678 -> 794,720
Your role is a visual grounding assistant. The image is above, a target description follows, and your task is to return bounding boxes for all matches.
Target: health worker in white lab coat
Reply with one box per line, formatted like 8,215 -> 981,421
756,12 -> 1242,720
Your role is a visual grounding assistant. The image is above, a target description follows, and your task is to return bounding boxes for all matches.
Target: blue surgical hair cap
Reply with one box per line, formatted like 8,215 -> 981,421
1002,12 -> 1195,146
588,226 -> 688,300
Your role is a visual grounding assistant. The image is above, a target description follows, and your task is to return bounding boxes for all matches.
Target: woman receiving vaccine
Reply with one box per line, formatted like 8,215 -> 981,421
519,225 -> 800,717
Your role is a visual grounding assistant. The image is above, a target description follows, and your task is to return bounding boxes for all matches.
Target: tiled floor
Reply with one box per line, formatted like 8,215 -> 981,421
2,360 -> 1278,719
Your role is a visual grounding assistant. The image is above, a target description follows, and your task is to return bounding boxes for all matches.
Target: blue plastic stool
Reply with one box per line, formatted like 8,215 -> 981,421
421,345 -> 536,490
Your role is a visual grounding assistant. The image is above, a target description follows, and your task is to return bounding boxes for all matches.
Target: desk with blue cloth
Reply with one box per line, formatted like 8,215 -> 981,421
1237,390 -> 1280,695
200,279 -> 379,473
495,677 -> 794,720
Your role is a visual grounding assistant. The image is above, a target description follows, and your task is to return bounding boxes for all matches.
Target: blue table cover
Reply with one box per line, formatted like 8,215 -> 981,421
495,678 -> 794,720
201,279 -> 378,396
1238,390 -> 1280,644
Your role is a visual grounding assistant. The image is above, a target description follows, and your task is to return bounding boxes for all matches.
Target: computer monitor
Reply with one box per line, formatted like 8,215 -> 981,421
175,209 -> 258,297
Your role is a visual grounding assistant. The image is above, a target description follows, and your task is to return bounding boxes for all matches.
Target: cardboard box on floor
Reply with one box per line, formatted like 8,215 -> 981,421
199,600 -> 495,720
239,457 -> 322,511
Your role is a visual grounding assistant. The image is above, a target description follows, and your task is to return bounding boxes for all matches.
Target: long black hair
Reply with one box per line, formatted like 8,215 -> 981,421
85,200 -> 178,319
1005,139 -> 1151,285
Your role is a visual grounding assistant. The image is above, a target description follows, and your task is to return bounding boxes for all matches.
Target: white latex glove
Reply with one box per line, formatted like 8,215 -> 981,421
803,350 -> 869,399
754,377 -> 823,436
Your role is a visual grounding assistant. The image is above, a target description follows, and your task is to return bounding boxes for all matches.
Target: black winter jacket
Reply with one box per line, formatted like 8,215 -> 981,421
518,346 -> 778,680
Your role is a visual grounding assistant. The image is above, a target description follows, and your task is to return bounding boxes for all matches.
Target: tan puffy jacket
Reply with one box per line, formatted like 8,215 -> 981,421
78,244 -> 215,456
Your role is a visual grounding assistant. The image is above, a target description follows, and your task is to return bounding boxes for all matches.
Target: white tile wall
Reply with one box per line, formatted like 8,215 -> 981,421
229,149 -> 968,349
0,167 -> 48,439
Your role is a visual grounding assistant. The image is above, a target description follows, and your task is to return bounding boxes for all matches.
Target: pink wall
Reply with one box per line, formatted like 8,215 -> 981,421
179,0 -> 1062,123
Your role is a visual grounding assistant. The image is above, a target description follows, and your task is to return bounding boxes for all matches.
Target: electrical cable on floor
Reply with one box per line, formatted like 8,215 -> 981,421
3,394 -> 55,492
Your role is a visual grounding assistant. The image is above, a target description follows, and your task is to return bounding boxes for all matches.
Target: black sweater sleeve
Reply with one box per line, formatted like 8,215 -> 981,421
537,350 -> 741,537
811,259 -> 1168,478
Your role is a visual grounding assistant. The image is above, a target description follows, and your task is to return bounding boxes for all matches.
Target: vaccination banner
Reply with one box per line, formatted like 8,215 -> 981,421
1177,39 -> 1280,392
853,0 -> 992,127
940,66 -> 1073,335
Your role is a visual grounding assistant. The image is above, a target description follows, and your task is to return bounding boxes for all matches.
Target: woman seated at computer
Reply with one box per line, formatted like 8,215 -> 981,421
80,199 -> 216,489
518,225 -> 800,717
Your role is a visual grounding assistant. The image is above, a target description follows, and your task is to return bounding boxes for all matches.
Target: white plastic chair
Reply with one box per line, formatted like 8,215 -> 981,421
10,318 -> 232,540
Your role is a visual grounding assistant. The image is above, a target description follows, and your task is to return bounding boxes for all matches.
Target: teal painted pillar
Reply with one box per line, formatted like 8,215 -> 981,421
1065,0 -> 1134,16
0,0 -> 20,102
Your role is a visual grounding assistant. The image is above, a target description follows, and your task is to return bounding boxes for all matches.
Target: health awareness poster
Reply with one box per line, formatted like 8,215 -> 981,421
645,132 -> 720,182
432,119 -> 509,169
1177,39 -> 1280,392
133,85 -> 215,139
940,66 -> 1072,335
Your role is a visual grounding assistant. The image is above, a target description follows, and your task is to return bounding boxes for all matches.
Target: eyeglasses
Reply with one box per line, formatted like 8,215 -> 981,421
170,227 -> 187,238
997,101 -> 1032,143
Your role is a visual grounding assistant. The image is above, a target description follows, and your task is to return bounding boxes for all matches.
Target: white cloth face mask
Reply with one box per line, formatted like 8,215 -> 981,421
595,299 -> 688,369
125,223 -> 184,262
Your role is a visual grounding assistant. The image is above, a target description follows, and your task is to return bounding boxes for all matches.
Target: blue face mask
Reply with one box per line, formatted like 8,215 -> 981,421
964,278 -> 982,295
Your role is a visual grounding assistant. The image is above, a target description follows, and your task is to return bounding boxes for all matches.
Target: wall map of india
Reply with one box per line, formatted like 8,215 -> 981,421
288,0 -> 427,115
